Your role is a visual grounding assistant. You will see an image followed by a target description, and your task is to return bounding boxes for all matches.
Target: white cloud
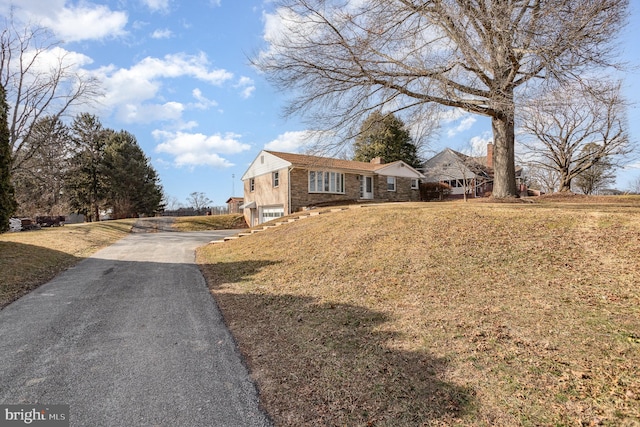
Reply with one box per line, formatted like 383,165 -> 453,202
25,45 -> 94,73
90,52 -> 233,123
117,101 -> 184,124
467,132 -> 493,155
623,161 -> 640,170
153,130 -> 251,167
167,152 -> 233,168
240,86 -> 255,99
8,1 -> 129,42
447,115 -> 477,138
142,0 -> 171,13
151,28 -> 173,39
265,131 -> 312,152
235,76 -> 255,99
192,88 -> 218,109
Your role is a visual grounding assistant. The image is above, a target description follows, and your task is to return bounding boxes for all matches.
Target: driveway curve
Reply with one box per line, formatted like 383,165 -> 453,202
0,226 -> 271,426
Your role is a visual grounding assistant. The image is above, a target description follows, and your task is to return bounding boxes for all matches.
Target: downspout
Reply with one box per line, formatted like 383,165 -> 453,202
288,166 -> 293,215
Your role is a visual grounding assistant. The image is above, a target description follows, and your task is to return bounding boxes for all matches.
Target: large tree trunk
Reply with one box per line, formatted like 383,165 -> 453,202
491,115 -> 517,198
558,170 -> 572,192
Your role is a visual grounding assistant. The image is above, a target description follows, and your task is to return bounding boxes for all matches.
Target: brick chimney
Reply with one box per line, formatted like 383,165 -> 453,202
486,143 -> 494,169
370,157 -> 384,164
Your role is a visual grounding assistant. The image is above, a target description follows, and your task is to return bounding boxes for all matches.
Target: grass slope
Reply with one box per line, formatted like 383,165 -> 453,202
171,214 -> 247,231
0,220 -> 134,308
197,200 -> 640,426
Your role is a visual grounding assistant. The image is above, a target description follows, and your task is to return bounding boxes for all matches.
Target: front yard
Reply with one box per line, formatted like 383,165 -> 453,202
197,198 -> 640,426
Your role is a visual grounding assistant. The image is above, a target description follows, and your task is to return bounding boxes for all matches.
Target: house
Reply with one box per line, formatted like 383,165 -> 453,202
225,197 -> 244,214
422,144 -> 527,198
422,147 -> 493,198
240,150 -> 425,226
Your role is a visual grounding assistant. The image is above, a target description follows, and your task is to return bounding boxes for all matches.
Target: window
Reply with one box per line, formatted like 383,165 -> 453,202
387,176 -> 396,191
309,170 -> 344,193
249,178 -> 255,192
272,171 -> 279,187
411,179 -> 419,190
443,179 -> 464,188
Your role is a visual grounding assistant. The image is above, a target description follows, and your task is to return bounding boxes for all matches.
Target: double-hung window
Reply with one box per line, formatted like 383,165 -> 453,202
249,178 -> 255,192
309,171 -> 345,193
387,176 -> 396,191
272,171 -> 279,187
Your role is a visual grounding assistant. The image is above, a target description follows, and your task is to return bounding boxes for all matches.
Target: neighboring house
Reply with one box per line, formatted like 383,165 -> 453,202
423,144 -> 527,198
240,150 -> 424,226
422,148 -> 493,198
226,197 -> 244,214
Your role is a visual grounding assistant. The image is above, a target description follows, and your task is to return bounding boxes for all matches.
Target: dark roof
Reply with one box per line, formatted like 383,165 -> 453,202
449,149 -> 492,178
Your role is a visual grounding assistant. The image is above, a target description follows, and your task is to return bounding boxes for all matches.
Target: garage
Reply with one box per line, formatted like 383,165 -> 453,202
261,206 -> 284,223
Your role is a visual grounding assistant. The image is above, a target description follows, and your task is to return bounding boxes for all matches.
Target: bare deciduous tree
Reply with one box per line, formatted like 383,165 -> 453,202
12,116 -> 71,216
0,19 -> 103,174
629,176 -> 640,194
519,80 -> 631,193
574,143 -> 616,195
253,0 -> 628,198
186,192 -> 212,213
522,162 -> 560,194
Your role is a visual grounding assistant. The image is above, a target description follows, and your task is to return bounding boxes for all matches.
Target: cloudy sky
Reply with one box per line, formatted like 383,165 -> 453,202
2,0 -> 639,206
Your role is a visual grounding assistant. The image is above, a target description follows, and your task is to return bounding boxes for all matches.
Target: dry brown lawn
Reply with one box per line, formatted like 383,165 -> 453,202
197,198 -> 640,426
0,220 -> 134,308
171,214 -> 247,231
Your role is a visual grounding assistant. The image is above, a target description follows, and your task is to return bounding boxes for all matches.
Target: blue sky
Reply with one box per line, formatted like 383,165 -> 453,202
2,0 -> 639,207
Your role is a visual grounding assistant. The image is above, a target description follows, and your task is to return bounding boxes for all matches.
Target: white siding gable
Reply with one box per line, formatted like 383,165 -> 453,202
375,161 -> 424,178
241,151 -> 292,180
423,149 -> 474,181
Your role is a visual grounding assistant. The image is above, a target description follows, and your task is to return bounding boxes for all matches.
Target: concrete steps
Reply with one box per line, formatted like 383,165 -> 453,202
208,205 -> 360,244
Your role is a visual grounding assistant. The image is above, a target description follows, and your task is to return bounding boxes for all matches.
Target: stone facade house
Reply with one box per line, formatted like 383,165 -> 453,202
240,150 -> 424,226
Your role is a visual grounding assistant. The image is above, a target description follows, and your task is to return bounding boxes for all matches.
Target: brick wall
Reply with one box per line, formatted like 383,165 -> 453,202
289,168 -> 359,212
374,176 -> 420,202
289,168 -> 420,212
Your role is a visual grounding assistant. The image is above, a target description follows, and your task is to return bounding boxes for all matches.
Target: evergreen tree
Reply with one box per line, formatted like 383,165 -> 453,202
353,111 -> 422,168
0,84 -> 17,232
65,113 -> 108,222
103,130 -> 163,218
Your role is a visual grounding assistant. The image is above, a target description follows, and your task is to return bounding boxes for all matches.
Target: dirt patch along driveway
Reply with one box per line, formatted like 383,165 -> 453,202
0,229 -> 270,426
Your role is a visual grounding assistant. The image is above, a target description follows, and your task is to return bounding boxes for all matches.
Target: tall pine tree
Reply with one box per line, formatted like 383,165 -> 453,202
103,130 -> 163,218
0,84 -> 17,232
353,111 -> 422,168
65,113 -> 108,222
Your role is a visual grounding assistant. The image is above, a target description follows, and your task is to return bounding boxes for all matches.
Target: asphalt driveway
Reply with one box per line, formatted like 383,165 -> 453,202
0,226 -> 271,426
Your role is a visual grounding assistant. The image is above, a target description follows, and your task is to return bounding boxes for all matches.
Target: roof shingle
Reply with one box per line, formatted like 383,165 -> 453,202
265,150 -> 386,173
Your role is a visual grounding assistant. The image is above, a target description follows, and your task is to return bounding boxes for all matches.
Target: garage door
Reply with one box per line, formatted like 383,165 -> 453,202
261,206 -> 284,223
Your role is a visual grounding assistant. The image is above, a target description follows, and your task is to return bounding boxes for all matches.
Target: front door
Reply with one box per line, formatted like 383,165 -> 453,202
360,175 -> 374,200
250,208 -> 258,227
